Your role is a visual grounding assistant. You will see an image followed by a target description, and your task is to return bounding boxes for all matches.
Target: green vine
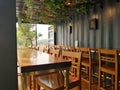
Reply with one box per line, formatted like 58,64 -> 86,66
19,0 -> 92,24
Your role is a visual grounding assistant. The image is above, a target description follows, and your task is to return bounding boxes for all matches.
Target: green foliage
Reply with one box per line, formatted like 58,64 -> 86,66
24,0 -> 34,7
17,29 -> 26,46
19,0 -> 91,24
38,33 -> 42,37
17,23 -> 42,46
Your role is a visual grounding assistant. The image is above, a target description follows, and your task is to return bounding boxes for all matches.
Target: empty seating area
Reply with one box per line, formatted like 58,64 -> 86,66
18,45 -> 120,90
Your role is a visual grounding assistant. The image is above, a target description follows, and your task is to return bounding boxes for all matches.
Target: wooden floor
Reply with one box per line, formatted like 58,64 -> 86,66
18,75 -> 98,90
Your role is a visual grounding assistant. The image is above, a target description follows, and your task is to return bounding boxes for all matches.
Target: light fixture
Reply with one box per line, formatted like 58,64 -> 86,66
108,7 -> 115,18
65,0 -> 82,6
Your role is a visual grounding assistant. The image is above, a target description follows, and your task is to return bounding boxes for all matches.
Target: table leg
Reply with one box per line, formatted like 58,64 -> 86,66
22,73 -> 32,90
22,73 -> 27,90
65,68 -> 70,89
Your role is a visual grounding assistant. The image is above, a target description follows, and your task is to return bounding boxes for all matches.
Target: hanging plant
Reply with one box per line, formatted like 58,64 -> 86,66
19,0 -> 35,23
19,0 -> 93,24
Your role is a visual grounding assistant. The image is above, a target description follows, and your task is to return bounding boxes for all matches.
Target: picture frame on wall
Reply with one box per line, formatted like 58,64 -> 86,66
89,19 -> 98,30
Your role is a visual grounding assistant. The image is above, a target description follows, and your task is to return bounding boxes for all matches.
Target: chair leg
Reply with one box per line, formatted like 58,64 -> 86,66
89,66 -> 91,90
27,75 -> 32,90
115,74 -> 118,90
91,67 -> 94,84
101,72 -> 105,90
98,70 -> 101,90
112,75 -> 114,90
35,80 -> 40,90
33,75 -> 36,90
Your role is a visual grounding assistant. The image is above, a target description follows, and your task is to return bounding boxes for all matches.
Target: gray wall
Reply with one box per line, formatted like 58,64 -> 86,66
56,0 -> 120,49
0,0 -> 18,90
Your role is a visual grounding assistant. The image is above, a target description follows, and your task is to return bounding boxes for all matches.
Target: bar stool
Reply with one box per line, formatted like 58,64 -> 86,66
98,49 -> 119,90
80,47 -> 98,90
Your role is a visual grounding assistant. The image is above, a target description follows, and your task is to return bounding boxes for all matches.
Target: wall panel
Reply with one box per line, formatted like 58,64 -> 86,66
56,0 -> 120,49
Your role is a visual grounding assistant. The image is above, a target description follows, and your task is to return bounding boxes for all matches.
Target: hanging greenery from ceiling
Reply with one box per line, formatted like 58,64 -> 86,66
19,0 -> 93,24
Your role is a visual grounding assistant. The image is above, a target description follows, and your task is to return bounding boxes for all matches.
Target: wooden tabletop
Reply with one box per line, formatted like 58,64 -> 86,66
17,48 -> 71,73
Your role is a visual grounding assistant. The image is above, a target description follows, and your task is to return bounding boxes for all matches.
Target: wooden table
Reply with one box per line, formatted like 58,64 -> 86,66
18,48 -> 71,90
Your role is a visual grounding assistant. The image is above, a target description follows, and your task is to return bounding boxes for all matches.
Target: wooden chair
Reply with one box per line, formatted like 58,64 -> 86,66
54,45 -> 61,50
35,51 -> 82,90
61,51 -> 82,90
75,47 -> 81,52
49,49 -> 61,57
43,45 -> 50,53
65,46 -> 75,52
80,47 -> 98,90
98,49 -> 119,90
32,49 -> 62,90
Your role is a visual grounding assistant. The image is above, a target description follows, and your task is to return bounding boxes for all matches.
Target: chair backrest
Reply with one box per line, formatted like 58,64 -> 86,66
47,46 -> 53,54
75,47 -> 81,52
43,45 -> 50,53
54,45 -> 61,50
62,51 -> 82,79
66,46 -> 75,52
53,49 -> 61,57
80,47 -> 91,63
49,49 -> 61,57
98,49 -> 118,73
